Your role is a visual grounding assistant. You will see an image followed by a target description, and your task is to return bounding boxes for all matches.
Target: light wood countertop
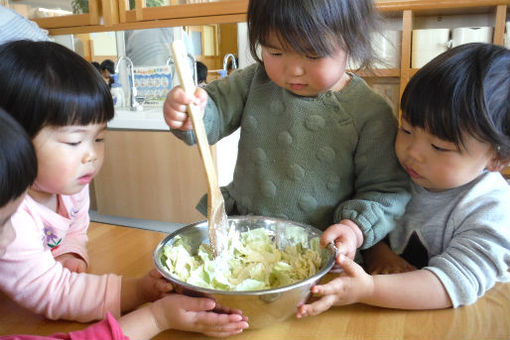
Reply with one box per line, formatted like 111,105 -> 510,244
0,222 -> 509,339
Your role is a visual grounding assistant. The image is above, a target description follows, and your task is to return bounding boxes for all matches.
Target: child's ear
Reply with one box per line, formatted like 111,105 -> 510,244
486,153 -> 509,172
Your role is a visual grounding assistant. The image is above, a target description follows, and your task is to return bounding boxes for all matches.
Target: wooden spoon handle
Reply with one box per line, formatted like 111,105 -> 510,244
171,41 -> 218,193
171,41 -> 227,257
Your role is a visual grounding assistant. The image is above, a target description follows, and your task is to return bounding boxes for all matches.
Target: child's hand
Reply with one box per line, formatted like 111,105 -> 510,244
55,253 -> 87,273
296,254 -> 374,318
321,219 -> 363,260
138,269 -> 174,302
163,86 -> 208,131
121,269 -> 174,313
363,241 -> 416,274
150,294 -> 249,337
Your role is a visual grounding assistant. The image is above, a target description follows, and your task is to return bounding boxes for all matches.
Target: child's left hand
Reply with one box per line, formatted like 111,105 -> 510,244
148,294 -> 249,337
55,253 -> 87,273
296,254 -> 374,318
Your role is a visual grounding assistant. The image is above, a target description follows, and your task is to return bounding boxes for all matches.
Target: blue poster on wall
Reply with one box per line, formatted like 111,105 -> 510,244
131,66 -> 172,106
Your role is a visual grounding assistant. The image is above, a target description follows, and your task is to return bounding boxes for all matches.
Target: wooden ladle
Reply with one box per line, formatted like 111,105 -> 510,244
171,40 -> 228,257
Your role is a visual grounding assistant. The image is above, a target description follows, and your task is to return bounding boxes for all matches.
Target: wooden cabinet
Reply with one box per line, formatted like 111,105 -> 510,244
93,129 -> 209,224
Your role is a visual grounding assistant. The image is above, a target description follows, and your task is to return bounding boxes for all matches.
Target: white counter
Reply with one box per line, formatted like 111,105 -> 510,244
108,106 -> 239,187
108,107 -> 169,131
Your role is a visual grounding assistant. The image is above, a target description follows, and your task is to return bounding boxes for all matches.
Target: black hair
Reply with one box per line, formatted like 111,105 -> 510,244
226,58 -> 238,71
0,108 -> 37,207
0,40 -> 114,138
196,60 -> 208,84
100,59 -> 115,88
247,0 -> 380,68
91,61 -> 101,73
100,59 -> 115,75
401,43 -> 510,160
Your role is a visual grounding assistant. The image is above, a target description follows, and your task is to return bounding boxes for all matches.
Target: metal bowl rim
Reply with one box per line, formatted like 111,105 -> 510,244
153,215 -> 336,295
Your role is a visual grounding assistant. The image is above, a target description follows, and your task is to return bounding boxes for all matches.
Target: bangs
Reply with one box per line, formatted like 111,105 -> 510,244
42,77 -> 113,127
401,52 -> 477,148
40,57 -> 114,127
258,15 -> 338,57
401,88 -> 466,147
249,0 -> 344,61
248,0 -> 380,67
0,41 -> 114,137
400,43 -> 510,153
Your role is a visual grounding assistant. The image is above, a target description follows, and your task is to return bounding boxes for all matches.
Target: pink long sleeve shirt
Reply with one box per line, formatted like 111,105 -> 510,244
0,313 -> 129,340
0,186 -> 122,322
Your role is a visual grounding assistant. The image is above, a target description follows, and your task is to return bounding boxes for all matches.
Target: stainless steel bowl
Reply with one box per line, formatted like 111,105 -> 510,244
153,216 -> 336,329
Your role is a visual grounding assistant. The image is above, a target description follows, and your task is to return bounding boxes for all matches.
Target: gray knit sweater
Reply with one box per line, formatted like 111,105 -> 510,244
172,63 -> 410,248
389,171 -> 510,307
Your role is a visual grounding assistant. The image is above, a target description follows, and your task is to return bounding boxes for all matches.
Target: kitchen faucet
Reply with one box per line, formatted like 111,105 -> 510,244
166,53 -> 198,86
114,56 -> 140,111
222,53 -> 237,72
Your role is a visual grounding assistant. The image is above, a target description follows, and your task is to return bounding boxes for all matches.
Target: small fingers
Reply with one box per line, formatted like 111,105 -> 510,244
213,304 -> 246,319
194,87 -> 209,108
156,279 -> 174,293
168,86 -> 194,104
310,278 -> 344,296
75,261 -> 87,273
320,224 -> 357,260
194,312 -> 249,337
149,268 -> 162,278
320,224 -> 345,247
163,88 -> 196,130
335,243 -> 356,260
296,295 -> 337,318
167,117 -> 194,130
203,325 -> 246,338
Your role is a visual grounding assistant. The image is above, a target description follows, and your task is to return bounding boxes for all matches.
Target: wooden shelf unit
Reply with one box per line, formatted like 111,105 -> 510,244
373,1 -> 510,176
382,1 -> 509,119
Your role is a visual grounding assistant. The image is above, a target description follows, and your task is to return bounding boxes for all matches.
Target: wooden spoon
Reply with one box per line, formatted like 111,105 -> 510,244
171,40 -> 228,257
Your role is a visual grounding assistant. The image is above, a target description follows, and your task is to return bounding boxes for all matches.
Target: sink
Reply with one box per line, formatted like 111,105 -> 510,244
109,106 -> 169,130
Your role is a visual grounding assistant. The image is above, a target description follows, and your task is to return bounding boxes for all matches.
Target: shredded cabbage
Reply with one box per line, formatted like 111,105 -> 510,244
161,227 -> 323,291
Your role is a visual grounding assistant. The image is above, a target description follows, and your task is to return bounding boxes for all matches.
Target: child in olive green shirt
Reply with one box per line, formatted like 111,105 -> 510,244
164,0 -> 410,259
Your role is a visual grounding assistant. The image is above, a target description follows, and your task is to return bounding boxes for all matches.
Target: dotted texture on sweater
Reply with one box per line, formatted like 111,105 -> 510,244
173,64 -> 410,248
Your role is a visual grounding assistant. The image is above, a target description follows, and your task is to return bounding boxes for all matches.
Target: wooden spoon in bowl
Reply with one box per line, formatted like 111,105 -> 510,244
171,40 -> 228,257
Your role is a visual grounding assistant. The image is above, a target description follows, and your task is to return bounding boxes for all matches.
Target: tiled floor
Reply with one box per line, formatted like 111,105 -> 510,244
89,210 -> 185,234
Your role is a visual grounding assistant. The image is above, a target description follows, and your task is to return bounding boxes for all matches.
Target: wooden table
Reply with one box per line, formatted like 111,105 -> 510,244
1,222 -> 509,340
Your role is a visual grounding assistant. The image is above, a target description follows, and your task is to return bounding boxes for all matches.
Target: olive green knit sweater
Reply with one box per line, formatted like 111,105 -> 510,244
172,63 -> 410,249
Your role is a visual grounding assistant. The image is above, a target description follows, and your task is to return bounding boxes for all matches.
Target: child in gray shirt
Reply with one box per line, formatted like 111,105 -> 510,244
297,43 -> 510,315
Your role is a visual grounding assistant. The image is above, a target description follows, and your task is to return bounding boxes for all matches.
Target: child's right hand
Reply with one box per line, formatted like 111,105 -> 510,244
163,86 -> 208,131
150,294 -> 249,337
121,269 -> 174,312
321,219 -> 364,260
296,254 -> 374,319
138,269 -> 174,302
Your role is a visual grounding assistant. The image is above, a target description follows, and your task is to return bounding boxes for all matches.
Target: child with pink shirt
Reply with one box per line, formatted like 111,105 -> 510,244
0,40 -> 247,334
0,108 -> 247,339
